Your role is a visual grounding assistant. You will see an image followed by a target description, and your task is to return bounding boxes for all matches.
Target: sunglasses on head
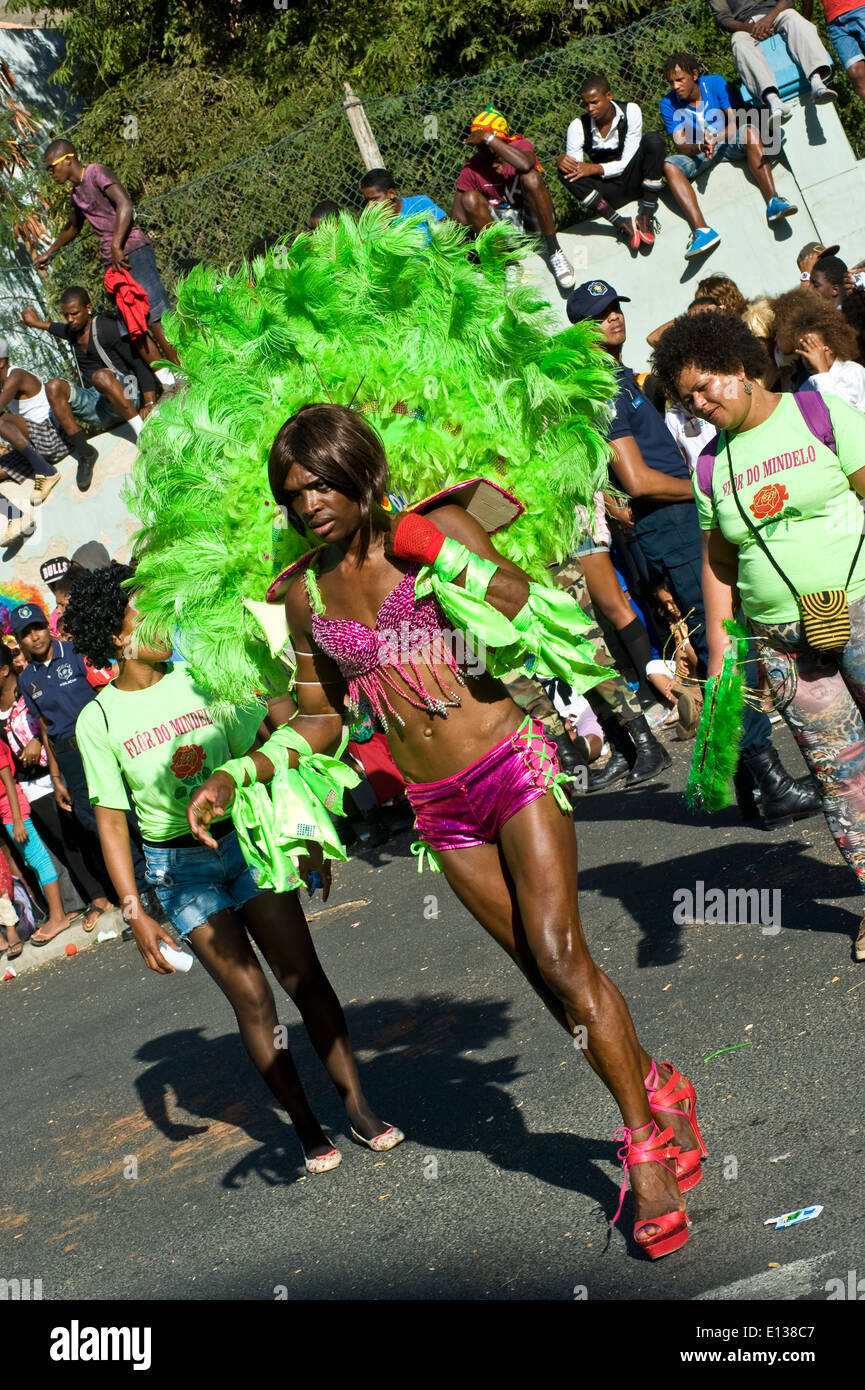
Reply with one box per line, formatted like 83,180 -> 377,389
47,152 -> 73,168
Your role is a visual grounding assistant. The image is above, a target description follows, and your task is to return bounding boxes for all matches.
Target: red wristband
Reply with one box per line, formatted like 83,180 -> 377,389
392,513 -> 446,566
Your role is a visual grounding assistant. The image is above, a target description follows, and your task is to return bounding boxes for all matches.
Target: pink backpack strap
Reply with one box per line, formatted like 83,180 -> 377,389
695,434 -> 720,500
793,388 -> 837,455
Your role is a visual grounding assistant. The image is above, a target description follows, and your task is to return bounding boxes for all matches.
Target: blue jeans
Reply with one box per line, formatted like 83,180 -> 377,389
665,129 -> 748,183
143,830 -> 261,940
125,244 -> 171,323
829,7 -> 865,68
67,381 -> 140,429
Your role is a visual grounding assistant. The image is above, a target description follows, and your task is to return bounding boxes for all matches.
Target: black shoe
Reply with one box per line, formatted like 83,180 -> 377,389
612,215 -> 640,252
75,443 -> 98,492
740,746 -> 821,827
587,748 -> 630,792
624,714 -> 672,787
635,208 -> 659,246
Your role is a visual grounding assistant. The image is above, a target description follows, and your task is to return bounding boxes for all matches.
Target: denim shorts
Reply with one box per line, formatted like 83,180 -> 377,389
67,381 -> 140,429
829,7 -> 865,69
665,129 -> 748,182
125,243 -> 171,324
143,829 -> 262,940
576,535 -> 610,558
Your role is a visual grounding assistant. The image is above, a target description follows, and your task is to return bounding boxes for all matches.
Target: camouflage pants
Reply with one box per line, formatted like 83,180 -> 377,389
501,556 -> 643,733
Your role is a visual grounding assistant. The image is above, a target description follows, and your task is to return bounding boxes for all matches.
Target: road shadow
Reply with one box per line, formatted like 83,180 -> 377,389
132,998 -> 623,1218
577,838 -> 858,967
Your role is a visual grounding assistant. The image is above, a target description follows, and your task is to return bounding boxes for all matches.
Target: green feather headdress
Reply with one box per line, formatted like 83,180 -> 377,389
127,203 -> 617,709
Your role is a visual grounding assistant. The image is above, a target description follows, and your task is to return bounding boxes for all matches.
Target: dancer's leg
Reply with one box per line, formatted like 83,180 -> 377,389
242,890 -> 393,1141
438,805 -> 685,1238
186,907 -> 334,1159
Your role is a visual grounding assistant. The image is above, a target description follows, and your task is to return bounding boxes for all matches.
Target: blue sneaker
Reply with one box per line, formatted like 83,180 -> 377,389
684,227 -> 720,260
766,195 -> 798,225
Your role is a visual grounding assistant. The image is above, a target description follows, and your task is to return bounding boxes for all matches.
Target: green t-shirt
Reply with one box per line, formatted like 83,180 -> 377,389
693,392 -> 865,624
75,663 -> 263,842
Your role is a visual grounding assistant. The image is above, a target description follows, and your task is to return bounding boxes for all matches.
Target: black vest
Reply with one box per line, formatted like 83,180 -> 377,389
580,105 -> 628,164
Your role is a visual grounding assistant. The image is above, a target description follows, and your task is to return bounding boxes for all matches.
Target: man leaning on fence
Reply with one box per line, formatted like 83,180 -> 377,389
34,140 -> 180,373
708,0 -> 836,123
451,106 -> 576,289
556,73 -> 665,255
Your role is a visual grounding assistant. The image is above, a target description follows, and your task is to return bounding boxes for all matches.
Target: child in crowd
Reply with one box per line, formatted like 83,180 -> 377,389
0,734 -> 75,946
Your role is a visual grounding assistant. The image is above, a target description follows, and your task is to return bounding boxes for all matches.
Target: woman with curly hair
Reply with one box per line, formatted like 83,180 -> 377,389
63,562 -> 402,1174
772,290 -> 865,411
653,311 -> 865,962
695,274 -> 748,318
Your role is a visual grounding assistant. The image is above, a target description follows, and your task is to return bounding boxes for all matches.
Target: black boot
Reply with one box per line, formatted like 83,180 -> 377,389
624,714 -> 672,787
587,718 -> 632,792
740,745 -> 821,827
553,732 -> 588,804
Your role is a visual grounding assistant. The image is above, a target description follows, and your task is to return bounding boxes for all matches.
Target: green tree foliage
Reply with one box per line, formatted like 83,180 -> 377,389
0,57 -> 50,254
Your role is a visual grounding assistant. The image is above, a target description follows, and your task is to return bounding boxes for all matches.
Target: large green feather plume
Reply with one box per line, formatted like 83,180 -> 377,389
686,620 -> 750,812
127,204 -> 617,708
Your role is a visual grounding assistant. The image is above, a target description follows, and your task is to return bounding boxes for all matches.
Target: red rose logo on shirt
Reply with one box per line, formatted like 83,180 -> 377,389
750,484 -> 789,520
171,745 -> 206,781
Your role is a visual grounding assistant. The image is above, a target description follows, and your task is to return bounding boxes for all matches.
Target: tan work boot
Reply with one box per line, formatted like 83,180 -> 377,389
30,472 -> 60,507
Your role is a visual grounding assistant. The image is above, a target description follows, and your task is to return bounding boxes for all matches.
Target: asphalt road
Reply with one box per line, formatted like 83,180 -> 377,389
3,727 -> 863,1303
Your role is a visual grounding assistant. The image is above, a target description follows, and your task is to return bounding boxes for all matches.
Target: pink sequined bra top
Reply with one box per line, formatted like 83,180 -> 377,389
306,562 -> 464,731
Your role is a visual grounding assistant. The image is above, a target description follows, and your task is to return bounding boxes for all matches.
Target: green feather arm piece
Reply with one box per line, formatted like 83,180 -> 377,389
686,619 -> 750,812
126,204 -> 618,711
217,738 -> 359,893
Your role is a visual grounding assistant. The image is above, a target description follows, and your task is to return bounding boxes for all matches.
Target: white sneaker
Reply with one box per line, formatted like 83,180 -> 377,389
549,249 -> 575,288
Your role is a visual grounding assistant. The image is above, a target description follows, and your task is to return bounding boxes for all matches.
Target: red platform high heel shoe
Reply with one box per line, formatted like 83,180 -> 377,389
610,1121 -> 690,1260
645,1060 -> 707,1192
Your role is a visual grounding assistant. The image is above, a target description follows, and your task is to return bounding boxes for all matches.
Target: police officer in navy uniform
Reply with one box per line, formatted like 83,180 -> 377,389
12,603 -> 148,917
566,280 -> 821,826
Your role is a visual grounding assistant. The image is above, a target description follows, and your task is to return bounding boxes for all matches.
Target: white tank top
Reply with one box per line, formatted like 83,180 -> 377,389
6,368 -> 51,425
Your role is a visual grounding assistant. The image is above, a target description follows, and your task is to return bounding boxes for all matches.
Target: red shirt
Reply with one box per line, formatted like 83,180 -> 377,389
456,137 -> 537,209
0,738 -> 30,822
822,0 -> 862,19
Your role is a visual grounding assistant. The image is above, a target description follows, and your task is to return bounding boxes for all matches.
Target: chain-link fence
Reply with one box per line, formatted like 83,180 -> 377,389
36,0 -> 865,310
0,261 -> 75,376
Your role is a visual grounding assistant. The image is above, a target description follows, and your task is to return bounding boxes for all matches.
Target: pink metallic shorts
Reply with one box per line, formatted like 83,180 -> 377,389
406,717 -> 563,853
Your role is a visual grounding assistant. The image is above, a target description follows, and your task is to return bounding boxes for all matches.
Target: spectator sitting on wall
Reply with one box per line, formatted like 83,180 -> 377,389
308,201 -> 340,231
798,238 -> 840,281
20,288 -> 158,488
809,252 -> 848,304
660,51 -> 798,261
556,73 -> 665,253
804,2 -> 865,107
360,169 -> 445,244
0,337 -> 66,508
708,0 -> 836,124
35,140 -> 179,374
451,106 -> 576,290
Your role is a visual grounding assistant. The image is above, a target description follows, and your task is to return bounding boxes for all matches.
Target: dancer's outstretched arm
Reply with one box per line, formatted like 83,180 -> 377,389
392,504 -> 531,617
187,576 -> 347,844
